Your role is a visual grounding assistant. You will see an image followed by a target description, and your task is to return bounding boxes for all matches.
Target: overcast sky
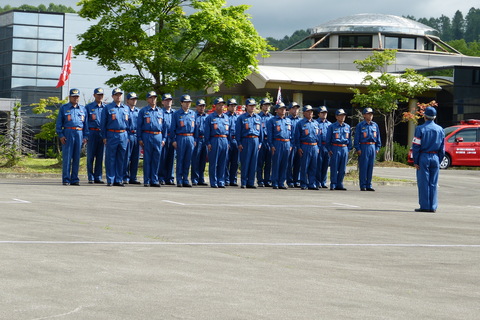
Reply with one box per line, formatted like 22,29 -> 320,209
18,0 -> 480,38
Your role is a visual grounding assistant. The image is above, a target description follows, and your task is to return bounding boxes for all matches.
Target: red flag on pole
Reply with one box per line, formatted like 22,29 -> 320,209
276,86 -> 282,105
56,45 -> 72,88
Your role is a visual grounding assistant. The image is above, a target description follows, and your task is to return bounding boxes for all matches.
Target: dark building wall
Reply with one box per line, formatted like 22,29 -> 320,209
454,66 -> 480,121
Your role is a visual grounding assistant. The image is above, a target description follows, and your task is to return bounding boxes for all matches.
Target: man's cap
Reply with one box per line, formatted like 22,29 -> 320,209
303,105 -> 314,112
69,88 -> 80,97
112,88 -> 123,95
362,107 -> 374,114
336,108 -> 347,116
245,98 -> 257,106
127,92 -> 138,100
196,99 -> 206,106
318,106 -> 328,113
274,102 -> 286,110
227,98 -> 238,105
180,94 -> 192,102
93,88 -> 104,95
146,91 -> 157,98
213,97 -> 225,105
260,98 -> 272,105
424,106 -> 437,119
287,102 -> 299,110
162,93 -> 173,101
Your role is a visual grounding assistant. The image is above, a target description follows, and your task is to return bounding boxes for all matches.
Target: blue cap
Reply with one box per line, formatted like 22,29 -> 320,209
112,88 -> 123,95
336,109 -> 347,116
180,94 -> 192,102
69,88 -> 80,97
227,98 -> 238,105
146,91 -> 157,98
318,106 -> 328,113
93,88 -> 104,95
196,99 -> 206,106
162,93 -> 173,101
245,98 -> 256,106
303,105 -> 313,112
362,107 -> 373,114
274,102 -> 286,110
213,97 -> 225,105
260,98 -> 272,105
425,106 -> 437,119
287,102 -> 299,110
127,92 -> 138,100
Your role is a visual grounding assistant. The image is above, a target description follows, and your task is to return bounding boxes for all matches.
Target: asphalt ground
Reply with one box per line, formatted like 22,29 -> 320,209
0,168 -> 479,319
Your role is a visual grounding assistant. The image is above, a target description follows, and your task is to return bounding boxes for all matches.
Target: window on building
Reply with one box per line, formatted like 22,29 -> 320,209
12,64 -> 37,77
39,14 -> 63,27
385,36 -> 417,50
13,38 -> 38,51
38,40 -> 63,53
312,37 -> 330,48
339,35 -> 372,48
13,12 -> 39,25
424,40 -> 435,51
473,69 -> 480,85
12,51 -> 37,64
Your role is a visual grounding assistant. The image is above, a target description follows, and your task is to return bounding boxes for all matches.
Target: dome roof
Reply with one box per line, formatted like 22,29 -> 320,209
312,13 -> 438,37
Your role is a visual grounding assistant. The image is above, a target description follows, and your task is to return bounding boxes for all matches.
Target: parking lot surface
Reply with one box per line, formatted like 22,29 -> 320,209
0,168 -> 479,319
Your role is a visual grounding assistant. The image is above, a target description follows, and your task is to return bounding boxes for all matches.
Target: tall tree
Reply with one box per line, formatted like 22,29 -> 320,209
75,0 -> 271,95
350,50 -> 437,161
465,7 -> 480,42
451,10 -> 465,40
438,15 -> 453,41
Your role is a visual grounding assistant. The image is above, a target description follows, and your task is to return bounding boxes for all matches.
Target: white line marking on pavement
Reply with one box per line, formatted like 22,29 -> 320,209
31,306 -> 83,320
0,198 -> 31,204
468,205 -> 480,209
332,203 -> 359,208
0,241 -> 478,248
162,200 -> 186,205
161,202 -> 358,208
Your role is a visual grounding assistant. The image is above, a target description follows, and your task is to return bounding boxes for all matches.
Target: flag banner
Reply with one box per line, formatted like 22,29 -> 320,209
56,45 -> 72,88
276,86 -> 282,104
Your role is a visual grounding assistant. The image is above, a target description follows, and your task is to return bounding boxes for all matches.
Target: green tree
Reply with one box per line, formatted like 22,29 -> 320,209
0,4 -> 76,13
75,0 -> 271,95
266,29 -> 311,51
350,50 -> 437,161
0,103 -> 23,167
451,10 -> 465,40
465,7 -> 480,42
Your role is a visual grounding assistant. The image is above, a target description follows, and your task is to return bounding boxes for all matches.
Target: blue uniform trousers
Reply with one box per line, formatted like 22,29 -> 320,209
316,145 -> 330,188
358,144 -> 376,189
299,144 -> 318,188
176,136 -> 194,184
271,140 -> 290,187
416,153 -> 440,211
86,130 -> 104,182
330,145 -> 348,189
124,134 -> 139,182
208,137 -> 229,187
226,142 -> 239,184
105,131 -> 128,184
61,129 -> 83,184
239,137 -> 260,187
256,139 -> 272,185
287,146 -> 301,186
159,138 -> 175,184
191,139 -> 207,184
142,133 -> 163,185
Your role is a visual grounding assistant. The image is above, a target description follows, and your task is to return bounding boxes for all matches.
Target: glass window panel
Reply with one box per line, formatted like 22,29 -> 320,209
37,79 -> 58,87
357,36 -> 372,48
38,53 -> 62,66
39,14 -> 63,27
455,129 -> 477,142
13,12 -> 39,25
13,38 -> 38,51
38,27 -> 63,40
37,66 -> 60,78
339,36 -> 354,48
12,64 -> 37,77
12,51 -> 37,64
401,38 -> 416,50
38,40 -> 63,53
12,77 -> 36,88
385,37 -> 399,49
13,25 -> 38,38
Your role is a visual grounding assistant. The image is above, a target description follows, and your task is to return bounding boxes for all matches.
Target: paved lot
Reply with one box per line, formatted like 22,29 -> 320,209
0,168 -> 479,319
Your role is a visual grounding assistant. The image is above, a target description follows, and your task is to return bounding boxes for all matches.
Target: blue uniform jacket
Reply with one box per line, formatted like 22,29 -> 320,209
354,120 -> 381,151
56,103 -> 89,139
162,107 -> 175,141
204,113 -> 231,146
326,122 -> 352,152
294,118 -> 320,149
412,120 -> 445,165
194,112 -> 208,142
171,108 -> 196,141
226,111 -> 238,142
128,107 -> 140,135
267,115 -> 293,146
85,101 -> 105,130
100,102 -> 131,139
317,118 -> 332,146
137,106 -> 167,143
235,112 -> 263,146
259,111 -> 273,145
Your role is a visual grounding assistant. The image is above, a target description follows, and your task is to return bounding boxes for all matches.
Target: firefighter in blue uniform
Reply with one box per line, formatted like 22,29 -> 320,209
257,98 -> 273,187
123,92 -> 141,184
171,94 -> 196,187
225,98 -> 239,186
236,98 -> 263,188
56,88 -> 88,185
354,107 -> 381,191
286,102 -> 301,188
101,88 -> 131,187
159,93 -> 175,185
137,91 -> 166,187
326,108 -> 352,190
316,106 -> 332,189
267,102 -> 292,189
412,106 -> 445,213
85,87 -> 105,184
204,97 -> 231,188
191,99 -> 208,186
294,105 -> 320,190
